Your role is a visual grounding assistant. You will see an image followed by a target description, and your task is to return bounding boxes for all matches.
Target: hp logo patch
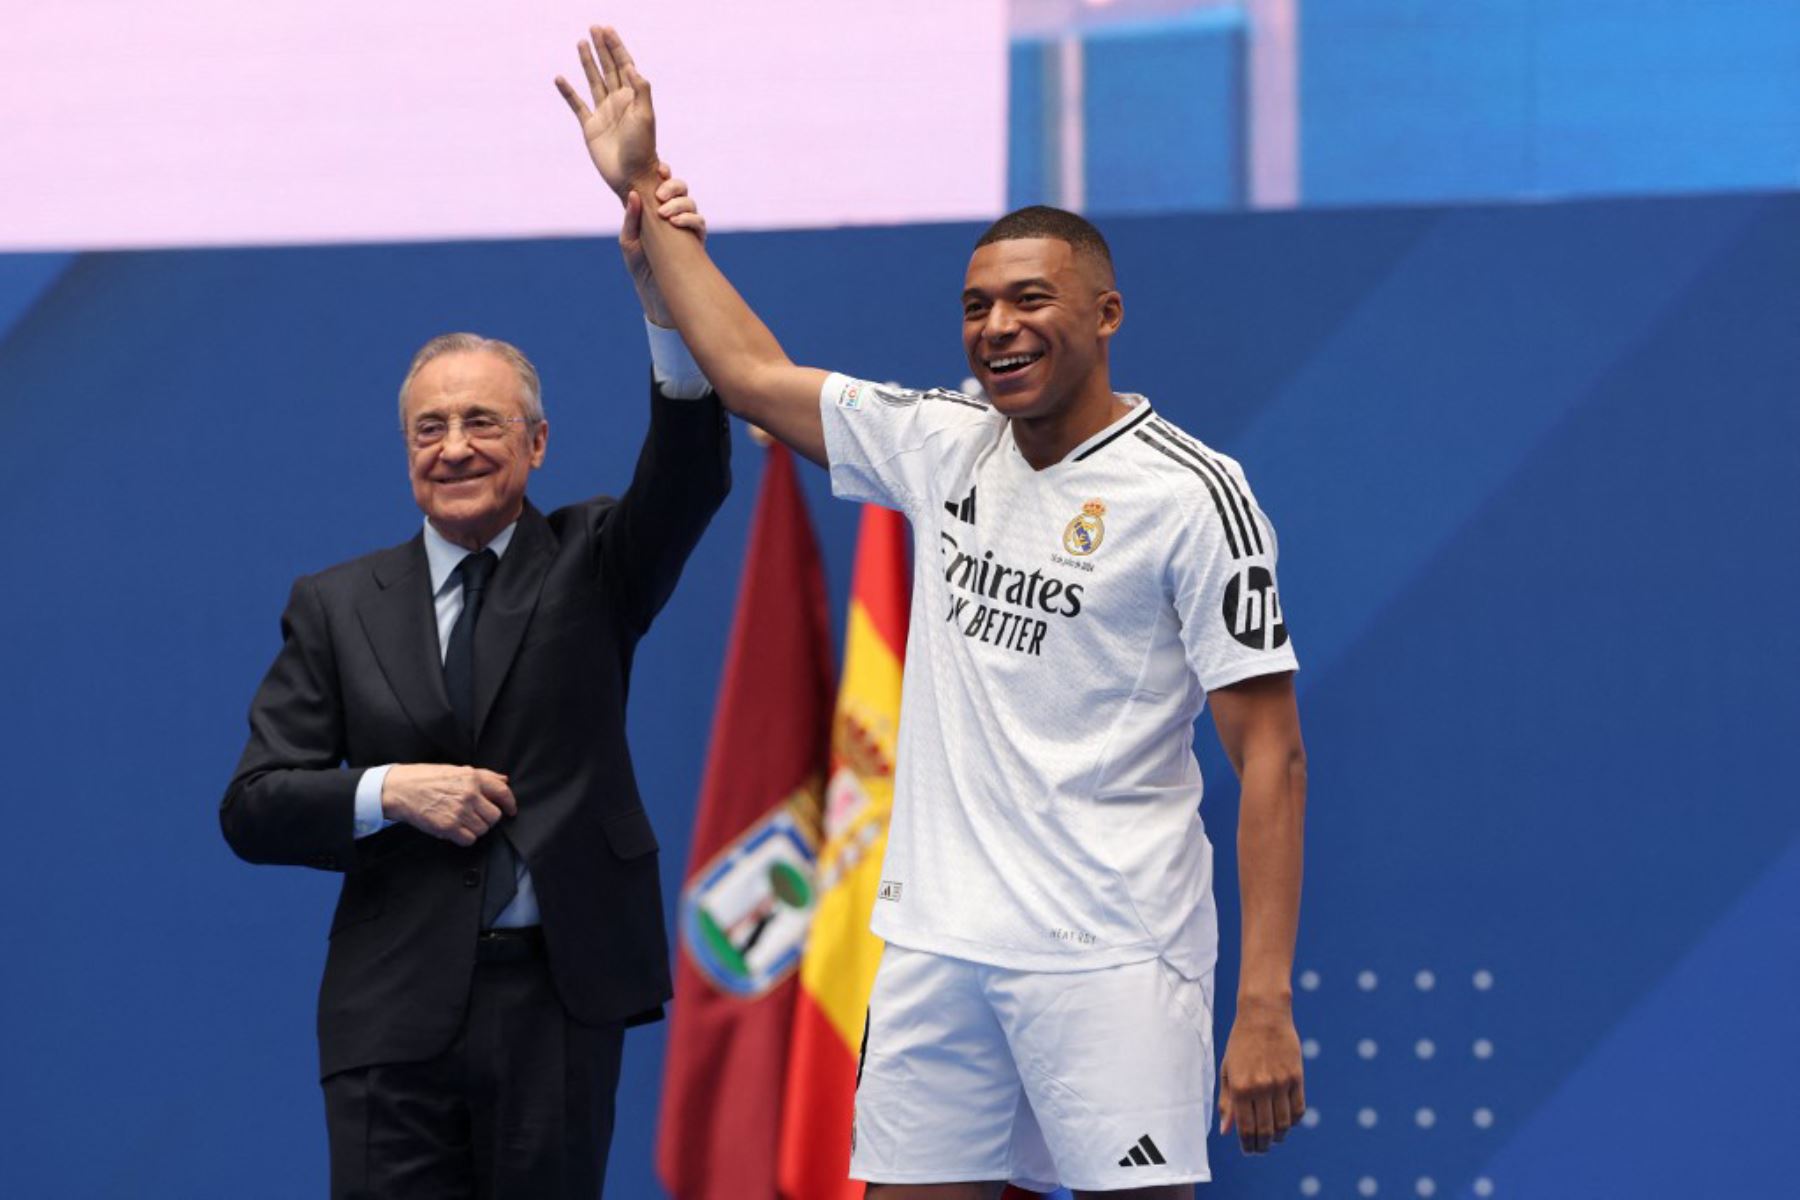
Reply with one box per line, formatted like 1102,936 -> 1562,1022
1223,566 -> 1288,651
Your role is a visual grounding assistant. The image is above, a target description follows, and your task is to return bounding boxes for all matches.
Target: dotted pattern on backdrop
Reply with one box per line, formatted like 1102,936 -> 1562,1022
1283,965 -> 1501,1199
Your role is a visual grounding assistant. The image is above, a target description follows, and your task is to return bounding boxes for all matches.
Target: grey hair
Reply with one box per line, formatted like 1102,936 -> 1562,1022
397,332 -> 545,429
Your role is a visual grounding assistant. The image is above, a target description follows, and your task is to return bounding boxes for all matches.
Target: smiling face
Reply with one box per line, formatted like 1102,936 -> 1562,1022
401,349 -> 548,550
961,236 -> 1122,421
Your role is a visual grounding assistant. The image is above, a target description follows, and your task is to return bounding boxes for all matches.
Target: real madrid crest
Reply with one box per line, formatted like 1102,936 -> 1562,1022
1062,498 -> 1107,556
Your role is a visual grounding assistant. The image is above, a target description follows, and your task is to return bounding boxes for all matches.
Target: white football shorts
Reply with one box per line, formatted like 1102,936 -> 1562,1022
849,944 -> 1216,1192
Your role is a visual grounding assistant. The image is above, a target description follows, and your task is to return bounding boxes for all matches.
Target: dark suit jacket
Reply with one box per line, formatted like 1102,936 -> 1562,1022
221,384 -> 730,1079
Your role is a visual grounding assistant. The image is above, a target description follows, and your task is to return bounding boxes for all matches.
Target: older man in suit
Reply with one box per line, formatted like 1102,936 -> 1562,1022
222,173 -> 722,1198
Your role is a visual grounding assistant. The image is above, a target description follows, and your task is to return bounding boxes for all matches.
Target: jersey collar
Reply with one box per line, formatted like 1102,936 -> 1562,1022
1007,394 -> 1154,471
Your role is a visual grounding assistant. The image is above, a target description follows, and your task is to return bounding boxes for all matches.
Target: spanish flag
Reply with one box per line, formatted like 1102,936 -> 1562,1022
777,504 -> 910,1200
657,445 -> 835,1200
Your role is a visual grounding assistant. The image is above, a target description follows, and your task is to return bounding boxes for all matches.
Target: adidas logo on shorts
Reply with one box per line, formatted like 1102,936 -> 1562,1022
1118,1133 -> 1167,1168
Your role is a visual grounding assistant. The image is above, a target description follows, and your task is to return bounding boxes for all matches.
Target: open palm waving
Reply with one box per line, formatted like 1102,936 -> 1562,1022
555,26 -> 660,198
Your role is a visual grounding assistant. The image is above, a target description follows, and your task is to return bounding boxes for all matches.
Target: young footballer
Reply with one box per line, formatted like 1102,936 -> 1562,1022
557,27 -> 1307,1198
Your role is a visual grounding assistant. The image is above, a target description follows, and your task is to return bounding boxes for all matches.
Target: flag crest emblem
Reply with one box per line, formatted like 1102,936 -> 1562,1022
680,797 -> 821,998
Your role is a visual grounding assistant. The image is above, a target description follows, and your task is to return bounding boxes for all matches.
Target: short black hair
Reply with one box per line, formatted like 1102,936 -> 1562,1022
974,205 -> 1115,285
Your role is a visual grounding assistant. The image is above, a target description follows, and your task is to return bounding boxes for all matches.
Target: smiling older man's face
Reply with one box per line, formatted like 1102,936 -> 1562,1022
402,349 -> 548,551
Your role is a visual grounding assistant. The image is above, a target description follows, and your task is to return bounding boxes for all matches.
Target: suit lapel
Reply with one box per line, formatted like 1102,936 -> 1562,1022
358,536 -> 463,760
472,502 -> 555,743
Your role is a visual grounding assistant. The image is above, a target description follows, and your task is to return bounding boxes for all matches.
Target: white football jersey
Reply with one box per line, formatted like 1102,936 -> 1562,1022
820,374 -> 1299,977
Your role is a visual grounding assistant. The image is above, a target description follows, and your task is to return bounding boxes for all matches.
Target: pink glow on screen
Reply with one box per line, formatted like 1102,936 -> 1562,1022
1,2 -> 1006,251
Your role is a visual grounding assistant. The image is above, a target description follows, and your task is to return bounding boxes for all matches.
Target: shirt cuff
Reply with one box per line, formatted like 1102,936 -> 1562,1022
353,765 -> 395,839
646,318 -> 711,399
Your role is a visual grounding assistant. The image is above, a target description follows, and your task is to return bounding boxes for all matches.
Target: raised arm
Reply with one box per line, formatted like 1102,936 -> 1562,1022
555,26 -> 829,465
1208,670 -> 1307,1156
619,161 -> 706,330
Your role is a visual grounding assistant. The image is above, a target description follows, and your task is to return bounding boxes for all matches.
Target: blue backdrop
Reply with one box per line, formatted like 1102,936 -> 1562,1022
1,190 -> 1795,1197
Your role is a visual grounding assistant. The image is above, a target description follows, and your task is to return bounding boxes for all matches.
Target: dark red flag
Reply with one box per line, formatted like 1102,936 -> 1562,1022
656,445 -> 835,1199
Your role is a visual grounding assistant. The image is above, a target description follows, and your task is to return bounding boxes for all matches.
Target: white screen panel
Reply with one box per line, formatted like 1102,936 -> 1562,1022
0,2 -> 1007,249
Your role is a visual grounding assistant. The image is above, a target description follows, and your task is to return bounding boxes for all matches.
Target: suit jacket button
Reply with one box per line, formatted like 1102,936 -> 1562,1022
463,868 -> 481,888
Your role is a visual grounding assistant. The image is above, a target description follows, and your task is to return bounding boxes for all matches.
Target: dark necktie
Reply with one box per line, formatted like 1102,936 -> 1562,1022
444,550 -> 518,926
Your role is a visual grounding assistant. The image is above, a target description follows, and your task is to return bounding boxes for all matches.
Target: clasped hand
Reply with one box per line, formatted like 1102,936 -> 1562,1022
381,764 -> 518,847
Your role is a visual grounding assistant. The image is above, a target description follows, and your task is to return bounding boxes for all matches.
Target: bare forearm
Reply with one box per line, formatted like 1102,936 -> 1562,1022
1236,748 -> 1306,1004
1209,673 -> 1308,1149
629,168 -> 781,381
626,170 -> 827,460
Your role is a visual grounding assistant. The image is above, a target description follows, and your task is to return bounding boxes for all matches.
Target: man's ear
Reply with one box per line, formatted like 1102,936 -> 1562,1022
1097,289 -> 1124,340
530,419 -> 550,468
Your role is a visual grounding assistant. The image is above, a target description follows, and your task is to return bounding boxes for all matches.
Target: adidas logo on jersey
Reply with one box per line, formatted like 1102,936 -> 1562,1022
943,486 -> 977,525
1118,1133 -> 1167,1168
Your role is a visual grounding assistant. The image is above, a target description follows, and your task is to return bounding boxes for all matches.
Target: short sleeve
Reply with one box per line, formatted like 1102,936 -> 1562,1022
818,373 -> 996,516
1168,460 -> 1300,693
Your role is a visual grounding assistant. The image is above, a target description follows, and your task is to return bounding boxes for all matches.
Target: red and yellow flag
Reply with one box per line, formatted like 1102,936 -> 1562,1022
657,445 -> 836,1200
777,504 -> 910,1200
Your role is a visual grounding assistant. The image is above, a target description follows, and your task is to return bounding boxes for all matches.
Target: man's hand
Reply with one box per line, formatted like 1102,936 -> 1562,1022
555,25 -> 659,199
623,163 -> 706,328
1218,996 -> 1306,1155
381,764 -> 518,847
